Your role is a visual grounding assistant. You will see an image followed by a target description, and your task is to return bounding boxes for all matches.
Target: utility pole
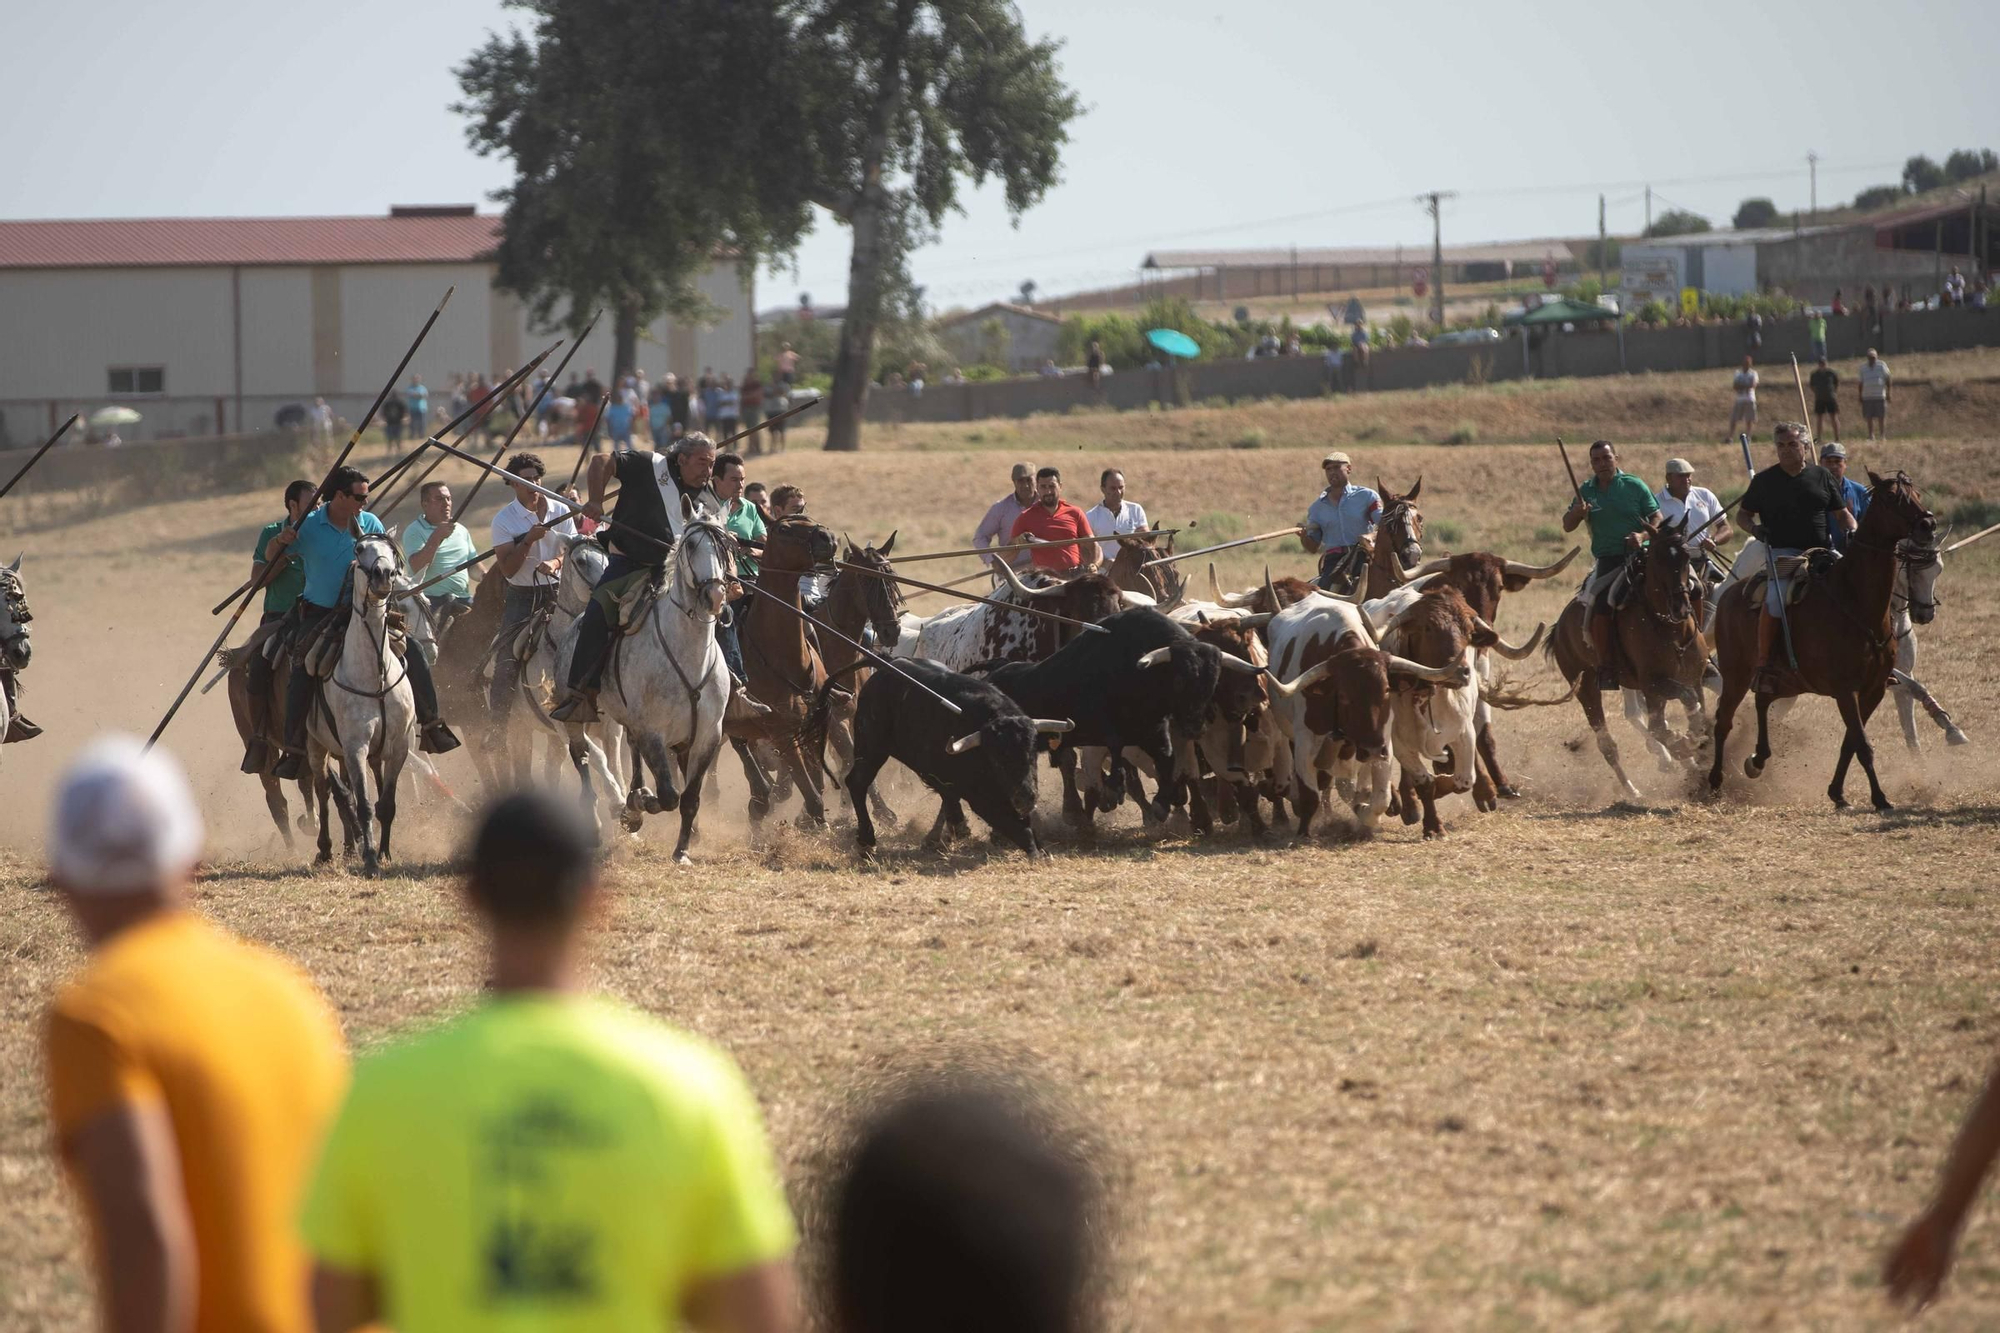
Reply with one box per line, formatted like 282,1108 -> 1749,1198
1644,185 -> 1652,236
1598,194 -> 1608,291
1807,151 -> 1819,221
1418,190 -> 1454,327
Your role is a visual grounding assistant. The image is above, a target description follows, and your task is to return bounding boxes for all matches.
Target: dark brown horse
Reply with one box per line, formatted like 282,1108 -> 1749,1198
741,513 -> 839,826
1362,476 -> 1426,599
1104,528 -> 1186,607
1706,470 -> 1938,810
1549,516 -> 1710,801
817,531 -> 906,826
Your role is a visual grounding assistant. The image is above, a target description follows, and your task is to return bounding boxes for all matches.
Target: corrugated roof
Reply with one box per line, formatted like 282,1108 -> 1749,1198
1144,238 -> 1581,269
936,300 -> 1062,327
0,213 -> 505,269
1629,223 -> 1842,249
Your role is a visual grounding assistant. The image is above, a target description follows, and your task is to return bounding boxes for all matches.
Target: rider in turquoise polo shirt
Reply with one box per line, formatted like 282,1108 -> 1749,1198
1561,439 -> 1660,692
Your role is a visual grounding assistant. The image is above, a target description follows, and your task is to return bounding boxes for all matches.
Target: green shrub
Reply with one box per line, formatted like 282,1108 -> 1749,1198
1634,299 -> 1673,327
1532,524 -> 1564,544
1947,499 -> 2000,529
1231,429 -> 1266,449
1442,421 -> 1477,446
1430,519 -> 1465,544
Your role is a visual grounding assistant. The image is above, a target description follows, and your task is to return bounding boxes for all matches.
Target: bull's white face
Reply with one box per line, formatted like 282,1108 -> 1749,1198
353,534 -> 401,604
0,560 -> 30,671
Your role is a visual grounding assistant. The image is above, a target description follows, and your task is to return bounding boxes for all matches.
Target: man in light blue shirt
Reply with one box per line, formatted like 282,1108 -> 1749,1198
404,376 -> 429,434
401,481 -> 480,631
1820,442 -> 1869,553
272,466 -> 459,779
1300,451 -> 1382,591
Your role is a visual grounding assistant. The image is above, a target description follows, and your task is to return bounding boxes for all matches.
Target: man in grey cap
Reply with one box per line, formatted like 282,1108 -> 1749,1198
1301,450 -> 1382,591
41,737 -> 345,1333
1821,441 -> 1869,554
973,461 -> 1037,579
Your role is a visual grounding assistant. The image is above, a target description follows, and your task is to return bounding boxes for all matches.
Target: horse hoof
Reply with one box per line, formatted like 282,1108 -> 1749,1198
1743,756 -> 1764,779
1874,798 -> 1896,813
656,790 -> 679,813
1947,728 -> 1971,747
748,799 -> 771,822
621,808 -> 644,833
1496,784 -> 1521,799
315,850 -> 333,865
674,852 -> 693,867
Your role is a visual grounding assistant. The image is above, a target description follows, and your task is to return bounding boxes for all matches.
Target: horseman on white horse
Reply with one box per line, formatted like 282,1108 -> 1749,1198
270,465 -> 461,780
1,552 -> 37,746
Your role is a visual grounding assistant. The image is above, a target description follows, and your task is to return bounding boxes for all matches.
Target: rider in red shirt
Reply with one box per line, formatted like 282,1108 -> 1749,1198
1008,466 -> 1100,574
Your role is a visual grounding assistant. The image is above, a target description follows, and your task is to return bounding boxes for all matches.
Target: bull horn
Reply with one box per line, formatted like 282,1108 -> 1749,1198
995,558 -> 1066,599
1408,556 -> 1452,578
1474,616 -> 1545,660
1502,546 -> 1581,580
1033,718 -> 1075,733
1217,653 -> 1262,675
1234,612 -> 1274,628
1262,565 -> 1280,611
1137,646 -> 1173,668
1354,605 -> 1382,647
1211,562 -> 1255,608
948,730 -> 983,753
1267,659 -> 1336,699
1386,655 -> 1470,685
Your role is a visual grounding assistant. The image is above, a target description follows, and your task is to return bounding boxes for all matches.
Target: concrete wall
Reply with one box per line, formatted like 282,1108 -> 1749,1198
857,305 -> 2000,426
0,257 -> 756,441
937,308 -> 1062,372
1756,227 -> 1967,305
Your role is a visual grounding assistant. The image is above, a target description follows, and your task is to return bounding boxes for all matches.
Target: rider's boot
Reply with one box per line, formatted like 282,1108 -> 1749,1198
550,599 -> 613,725
405,651 -> 461,755
241,687 -> 272,773
270,666 -> 314,780
1752,611 -> 1785,695
724,678 -> 773,728
1589,610 -> 1619,693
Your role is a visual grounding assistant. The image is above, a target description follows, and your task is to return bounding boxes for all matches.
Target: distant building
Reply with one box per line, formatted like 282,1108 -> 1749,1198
0,206 -> 753,441
1623,207 -> 1993,306
935,301 -> 1062,373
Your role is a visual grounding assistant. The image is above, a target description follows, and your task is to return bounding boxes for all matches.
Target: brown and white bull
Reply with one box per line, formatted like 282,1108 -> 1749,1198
893,560 -> 1135,670
1265,586 -> 1469,835
1378,585 -> 1544,838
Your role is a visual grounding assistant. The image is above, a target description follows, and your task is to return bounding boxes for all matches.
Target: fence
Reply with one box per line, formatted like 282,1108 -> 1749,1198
862,305 -> 2000,424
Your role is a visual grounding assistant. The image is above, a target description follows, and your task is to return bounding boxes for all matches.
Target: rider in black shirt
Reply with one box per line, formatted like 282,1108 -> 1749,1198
1735,423 -> 1854,692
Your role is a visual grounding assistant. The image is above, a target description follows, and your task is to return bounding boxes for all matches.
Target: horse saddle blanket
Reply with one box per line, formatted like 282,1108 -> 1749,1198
509,604 -> 555,667
1743,549 -> 1838,607
300,607 -> 408,680
593,567 -> 664,636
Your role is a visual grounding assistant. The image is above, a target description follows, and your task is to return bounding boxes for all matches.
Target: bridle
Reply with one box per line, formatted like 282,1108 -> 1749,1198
1378,496 -> 1423,568
668,518 -> 738,624
842,547 -> 906,642
554,536 -> 608,621
330,535 -> 412,702
1642,533 -> 1697,631
1841,474 -> 1940,640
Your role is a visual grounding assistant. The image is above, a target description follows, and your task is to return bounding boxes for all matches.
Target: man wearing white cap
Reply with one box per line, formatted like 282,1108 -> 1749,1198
42,737 -> 346,1333
1655,458 -> 1731,544
1300,451 -> 1381,591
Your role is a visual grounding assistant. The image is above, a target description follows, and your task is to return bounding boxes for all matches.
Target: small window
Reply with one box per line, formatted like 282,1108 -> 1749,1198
108,366 -> 165,396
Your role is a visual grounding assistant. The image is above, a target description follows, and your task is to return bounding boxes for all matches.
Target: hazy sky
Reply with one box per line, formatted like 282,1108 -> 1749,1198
5,0 -> 1992,314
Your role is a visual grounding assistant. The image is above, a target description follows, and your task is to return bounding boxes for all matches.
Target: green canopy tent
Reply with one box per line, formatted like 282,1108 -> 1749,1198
1506,297 -> 1623,376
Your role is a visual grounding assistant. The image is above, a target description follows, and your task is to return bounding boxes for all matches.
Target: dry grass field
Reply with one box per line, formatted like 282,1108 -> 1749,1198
5,349 -> 2000,1330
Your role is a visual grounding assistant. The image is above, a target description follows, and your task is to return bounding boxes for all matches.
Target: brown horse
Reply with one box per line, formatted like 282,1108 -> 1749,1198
817,531 -> 906,826
1549,516 -> 1710,801
1706,470 -> 1939,810
740,513 -> 840,826
1362,476 -> 1427,599
221,644 -> 320,849
1104,528 -> 1187,607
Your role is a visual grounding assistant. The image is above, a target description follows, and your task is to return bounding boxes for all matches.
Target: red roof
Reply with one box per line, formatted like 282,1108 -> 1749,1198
0,212 -> 504,270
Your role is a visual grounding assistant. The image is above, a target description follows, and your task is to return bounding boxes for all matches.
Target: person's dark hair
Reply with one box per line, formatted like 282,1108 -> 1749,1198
1588,440 -> 1615,457
1098,468 -> 1121,488
744,481 -> 769,499
1035,466 -> 1061,483
715,452 -> 745,477
505,452 -> 547,479
770,484 -> 802,513
327,465 -> 368,497
466,791 -> 597,927
283,478 -> 315,508
418,480 -> 450,503
833,1082 -> 1094,1333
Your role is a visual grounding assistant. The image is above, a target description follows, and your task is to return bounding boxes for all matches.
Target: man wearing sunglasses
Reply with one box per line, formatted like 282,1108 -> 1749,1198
272,467 -> 461,780
488,452 -> 577,740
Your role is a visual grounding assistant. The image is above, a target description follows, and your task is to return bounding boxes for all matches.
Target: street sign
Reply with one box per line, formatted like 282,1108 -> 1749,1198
1680,287 -> 1700,317
1412,267 -> 1429,298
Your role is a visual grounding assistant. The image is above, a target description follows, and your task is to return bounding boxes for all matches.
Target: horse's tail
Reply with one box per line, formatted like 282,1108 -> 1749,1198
807,662 -> 868,783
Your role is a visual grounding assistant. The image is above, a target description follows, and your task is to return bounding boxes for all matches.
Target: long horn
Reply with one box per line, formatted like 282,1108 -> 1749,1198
1475,617 -> 1545,660
995,557 -> 1067,599
1386,655 -> 1471,685
948,730 -> 983,754
1262,565 -> 1280,612
1217,654 -> 1262,675
1267,659 -> 1336,699
1502,546 -> 1581,580
1033,718 -> 1075,733
1211,562 -> 1255,608
1354,605 -> 1382,647
1408,556 -> 1453,578
1137,646 -> 1173,668
1233,611 -> 1274,628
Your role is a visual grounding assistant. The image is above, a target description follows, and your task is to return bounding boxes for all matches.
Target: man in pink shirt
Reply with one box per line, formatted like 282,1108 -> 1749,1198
973,461 -> 1036,576
1009,467 -> 1099,575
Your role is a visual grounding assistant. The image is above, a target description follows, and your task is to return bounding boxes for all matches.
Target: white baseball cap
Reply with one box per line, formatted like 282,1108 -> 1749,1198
50,736 -> 203,894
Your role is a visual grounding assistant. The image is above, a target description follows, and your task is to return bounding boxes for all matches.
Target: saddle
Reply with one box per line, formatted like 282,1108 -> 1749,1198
593,567 -> 665,638
298,605 -> 410,681
1743,549 -> 1839,608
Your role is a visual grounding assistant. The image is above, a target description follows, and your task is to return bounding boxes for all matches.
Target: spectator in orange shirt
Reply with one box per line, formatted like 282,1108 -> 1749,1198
41,737 -> 347,1333
1008,466 -> 1100,575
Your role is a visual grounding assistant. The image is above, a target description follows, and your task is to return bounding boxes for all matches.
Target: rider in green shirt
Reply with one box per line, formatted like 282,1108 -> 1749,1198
241,480 -> 314,772
1561,440 -> 1660,691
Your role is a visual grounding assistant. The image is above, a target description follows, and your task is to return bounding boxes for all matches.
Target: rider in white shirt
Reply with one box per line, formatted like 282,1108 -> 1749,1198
1083,467 -> 1150,564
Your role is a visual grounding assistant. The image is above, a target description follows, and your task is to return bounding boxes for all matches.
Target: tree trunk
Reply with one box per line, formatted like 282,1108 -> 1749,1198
613,298 -> 640,384
823,195 -> 888,453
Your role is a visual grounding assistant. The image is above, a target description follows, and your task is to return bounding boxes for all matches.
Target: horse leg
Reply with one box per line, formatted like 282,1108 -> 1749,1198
372,754 -> 396,864
1579,675 -> 1642,802
1706,673 -> 1747,798
313,773 -> 335,864
639,731 -> 681,812
1624,686 -> 1673,770
730,737 -> 773,822
260,774 -> 294,850
671,744 -> 716,864
783,737 -> 826,829
1845,686 -> 1894,813
1745,691 -> 1776,781
567,734 -> 606,843
345,748 -> 378,877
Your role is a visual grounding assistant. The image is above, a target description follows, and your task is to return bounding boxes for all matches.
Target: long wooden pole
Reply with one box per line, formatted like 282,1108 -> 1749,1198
1946,520 -> 2000,554
0,414 -> 79,505
831,559 -> 1109,633
892,528 -> 1184,565
1140,527 -> 1302,569
149,287 -> 456,750
1790,353 -> 1813,433
735,581 -> 963,716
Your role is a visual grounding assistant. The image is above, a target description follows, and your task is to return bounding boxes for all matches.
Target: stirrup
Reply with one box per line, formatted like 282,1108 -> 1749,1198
240,738 -> 271,774
4,713 -> 43,744
271,747 -> 306,780
725,682 -> 773,726
1595,663 -> 1620,692
1752,664 -> 1787,696
419,722 -> 461,755
549,690 -> 598,724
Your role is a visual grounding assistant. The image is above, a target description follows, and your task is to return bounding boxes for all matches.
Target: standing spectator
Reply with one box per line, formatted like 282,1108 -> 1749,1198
1322,340 -> 1345,394
44,738 -> 346,1333
1830,287 -> 1848,317
1725,355 -> 1759,442
1859,347 -> 1892,441
775,342 -> 799,387
1743,309 -> 1764,354
699,367 -> 721,430
1862,285 -> 1881,335
1084,467 -> 1149,564
906,362 -> 926,398
1349,321 -> 1371,389
740,368 -> 765,441
974,462 -> 1037,574
448,374 -> 470,421
404,375 -> 429,433
1038,359 -> 1062,378
715,374 -> 741,441
311,396 -> 335,442
1819,442 -> 1869,554
1946,266 -> 1968,306
649,380 -> 673,445
579,365 -> 605,405
1808,355 -> 1841,443
604,391 -> 635,448
302,792 -> 797,1333
1085,339 -> 1105,389
381,391 -> 408,447
1009,466 -> 1098,575
665,372 -> 693,441
1808,308 -> 1828,362
764,380 -> 789,452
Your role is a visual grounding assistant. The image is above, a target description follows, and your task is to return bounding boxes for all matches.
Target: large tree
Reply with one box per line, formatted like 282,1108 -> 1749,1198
1732,197 -> 1778,230
455,1 -> 815,380
792,0 -> 1080,451
1646,209 -> 1712,239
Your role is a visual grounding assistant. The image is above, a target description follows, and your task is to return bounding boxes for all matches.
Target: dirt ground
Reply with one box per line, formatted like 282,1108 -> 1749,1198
4,353 -> 2000,1329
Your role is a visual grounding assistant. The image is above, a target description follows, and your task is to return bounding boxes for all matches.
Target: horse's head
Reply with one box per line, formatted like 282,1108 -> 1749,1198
676,507 -> 737,618
764,513 -> 837,574
1865,471 -> 1941,626
840,530 -> 904,648
1111,528 -> 1186,607
1376,475 -> 1425,569
0,553 -> 30,671
353,533 -> 402,606
1643,514 -> 1696,623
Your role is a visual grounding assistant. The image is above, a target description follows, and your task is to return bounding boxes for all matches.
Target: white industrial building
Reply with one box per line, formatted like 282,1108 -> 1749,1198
0,206 -> 755,443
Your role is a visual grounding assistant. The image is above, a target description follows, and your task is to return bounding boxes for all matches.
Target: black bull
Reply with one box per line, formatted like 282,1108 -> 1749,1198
979,608 -> 1223,827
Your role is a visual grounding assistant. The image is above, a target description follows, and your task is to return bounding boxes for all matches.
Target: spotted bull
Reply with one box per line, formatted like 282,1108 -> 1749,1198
894,560 -> 1130,670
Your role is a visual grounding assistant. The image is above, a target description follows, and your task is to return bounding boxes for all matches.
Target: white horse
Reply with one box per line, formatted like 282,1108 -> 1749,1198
511,534 -> 627,800
555,502 -> 733,862
0,553 -> 30,764
306,532 -> 416,876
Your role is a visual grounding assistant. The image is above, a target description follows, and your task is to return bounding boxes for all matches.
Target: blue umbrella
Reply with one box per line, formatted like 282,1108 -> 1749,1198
1145,328 -> 1201,360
